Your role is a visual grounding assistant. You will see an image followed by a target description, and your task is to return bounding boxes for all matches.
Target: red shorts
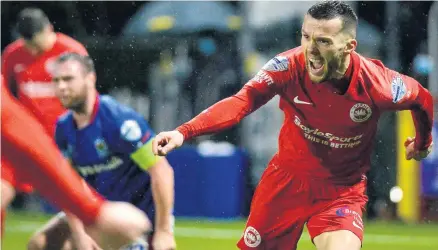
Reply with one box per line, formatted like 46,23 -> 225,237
1,157 -> 33,193
237,161 -> 368,250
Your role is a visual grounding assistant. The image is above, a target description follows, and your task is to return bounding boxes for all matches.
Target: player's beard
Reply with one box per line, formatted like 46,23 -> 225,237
305,50 -> 344,83
326,51 -> 346,80
65,85 -> 88,114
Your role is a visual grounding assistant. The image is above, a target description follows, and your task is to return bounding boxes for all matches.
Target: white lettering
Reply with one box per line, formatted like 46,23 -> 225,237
294,116 -> 363,149
77,157 -> 123,177
20,81 -> 56,98
252,71 -> 274,85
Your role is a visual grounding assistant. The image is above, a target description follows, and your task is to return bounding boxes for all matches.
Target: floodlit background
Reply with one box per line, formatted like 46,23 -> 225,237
1,1 -> 437,249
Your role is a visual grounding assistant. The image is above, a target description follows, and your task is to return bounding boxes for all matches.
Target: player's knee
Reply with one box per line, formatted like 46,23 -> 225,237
96,202 -> 151,241
314,230 -> 361,250
27,233 -> 47,250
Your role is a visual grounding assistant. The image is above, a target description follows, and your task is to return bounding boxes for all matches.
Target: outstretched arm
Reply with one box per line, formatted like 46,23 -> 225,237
176,79 -> 279,140
153,55 -> 294,155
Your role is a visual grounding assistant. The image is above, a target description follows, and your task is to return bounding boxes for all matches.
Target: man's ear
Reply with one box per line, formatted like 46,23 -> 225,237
87,72 -> 96,88
344,39 -> 357,54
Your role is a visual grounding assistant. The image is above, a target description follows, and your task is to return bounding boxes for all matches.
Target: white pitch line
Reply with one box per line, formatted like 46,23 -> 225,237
176,227 -> 242,239
6,224 -> 438,246
174,227 -> 437,246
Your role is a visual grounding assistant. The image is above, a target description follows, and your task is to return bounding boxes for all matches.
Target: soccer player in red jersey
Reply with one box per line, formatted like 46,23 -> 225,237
1,75 -> 151,249
152,2 -> 434,250
2,8 -> 88,135
1,7 -> 88,231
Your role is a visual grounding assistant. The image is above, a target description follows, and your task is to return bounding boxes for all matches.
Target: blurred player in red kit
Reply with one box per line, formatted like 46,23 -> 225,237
2,7 -> 88,134
1,76 -> 151,249
153,1 -> 434,250
1,75 -> 152,249
1,7 -> 88,233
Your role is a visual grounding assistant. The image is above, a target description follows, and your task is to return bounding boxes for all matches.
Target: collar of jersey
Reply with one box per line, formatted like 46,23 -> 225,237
71,94 -> 100,130
90,94 -> 100,123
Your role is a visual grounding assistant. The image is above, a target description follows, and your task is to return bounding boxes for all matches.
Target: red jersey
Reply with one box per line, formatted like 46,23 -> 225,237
177,47 -> 434,184
1,32 -> 88,135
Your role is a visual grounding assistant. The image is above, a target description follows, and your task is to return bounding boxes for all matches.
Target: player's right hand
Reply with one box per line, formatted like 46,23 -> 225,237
152,230 -> 177,250
152,131 -> 184,156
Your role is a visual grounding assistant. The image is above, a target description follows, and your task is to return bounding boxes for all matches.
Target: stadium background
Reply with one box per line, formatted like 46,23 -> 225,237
1,1 -> 437,249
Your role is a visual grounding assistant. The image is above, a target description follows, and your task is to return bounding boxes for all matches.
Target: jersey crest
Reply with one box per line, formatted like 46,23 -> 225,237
349,103 -> 372,123
94,138 -> 109,158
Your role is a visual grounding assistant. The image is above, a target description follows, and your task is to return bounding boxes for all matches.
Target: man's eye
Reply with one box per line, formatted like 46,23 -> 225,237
63,76 -> 74,82
317,40 -> 330,45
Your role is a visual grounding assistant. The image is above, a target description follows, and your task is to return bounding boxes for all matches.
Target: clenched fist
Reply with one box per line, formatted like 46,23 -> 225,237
404,137 -> 433,161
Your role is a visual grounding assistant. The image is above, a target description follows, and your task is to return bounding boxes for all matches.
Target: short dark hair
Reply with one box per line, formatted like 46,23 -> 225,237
16,8 -> 51,40
307,1 -> 358,37
55,53 -> 95,74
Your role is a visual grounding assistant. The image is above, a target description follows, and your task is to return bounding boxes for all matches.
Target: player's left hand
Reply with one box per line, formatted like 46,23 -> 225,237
152,230 -> 176,250
404,137 -> 433,161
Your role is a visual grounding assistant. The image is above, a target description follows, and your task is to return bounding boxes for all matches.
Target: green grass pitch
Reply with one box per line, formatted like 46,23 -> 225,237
2,212 -> 438,250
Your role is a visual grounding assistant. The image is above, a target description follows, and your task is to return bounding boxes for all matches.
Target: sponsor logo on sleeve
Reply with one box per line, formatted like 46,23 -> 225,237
391,75 -> 407,103
120,120 -> 142,142
262,56 -> 289,72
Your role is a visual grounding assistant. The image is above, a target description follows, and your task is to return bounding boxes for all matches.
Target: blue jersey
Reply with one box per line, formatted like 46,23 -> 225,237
55,95 -> 160,221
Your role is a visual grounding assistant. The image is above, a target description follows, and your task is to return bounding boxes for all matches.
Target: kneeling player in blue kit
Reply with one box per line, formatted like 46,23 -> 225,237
27,53 -> 176,250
